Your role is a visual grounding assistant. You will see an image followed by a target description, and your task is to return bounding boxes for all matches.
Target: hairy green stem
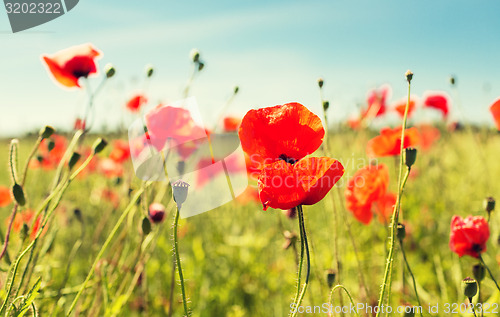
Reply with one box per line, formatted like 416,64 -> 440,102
173,205 -> 190,316
479,255 -> 500,291
290,205 -> 310,317
328,285 -> 361,317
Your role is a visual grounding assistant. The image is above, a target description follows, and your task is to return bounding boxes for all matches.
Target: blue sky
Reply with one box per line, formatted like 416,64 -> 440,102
1,0 -> 499,136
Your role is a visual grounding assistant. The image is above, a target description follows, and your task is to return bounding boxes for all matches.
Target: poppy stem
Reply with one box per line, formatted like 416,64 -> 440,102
173,204 -> 190,316
399,239 -> 423,317
328,285 -> 361,317
375,72 -> 413,317
479,255 -> 500,291
290,205 -> 310,317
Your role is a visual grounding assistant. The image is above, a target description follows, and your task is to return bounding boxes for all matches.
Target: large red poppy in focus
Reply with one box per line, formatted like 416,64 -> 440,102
345,164 -> 390,224
423,93 -> 449,118
42,43 -> 101,88
449,215 -> 489,258
239,103 -> 343,210
489,98 -> 500,130
366,126 -> 420,157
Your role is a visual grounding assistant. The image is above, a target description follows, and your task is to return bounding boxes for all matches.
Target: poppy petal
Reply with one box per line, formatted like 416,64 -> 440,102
489,98 -> 500,131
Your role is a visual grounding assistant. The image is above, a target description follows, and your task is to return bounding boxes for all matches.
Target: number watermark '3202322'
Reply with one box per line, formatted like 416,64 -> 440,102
3,0 -> 79,32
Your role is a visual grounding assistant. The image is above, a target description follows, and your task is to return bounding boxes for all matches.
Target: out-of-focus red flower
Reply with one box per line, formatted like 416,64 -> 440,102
42,43 -> 101,88
0,186 -> 12,207
223,116 -> 241,132
394,99 -> 417,118
489,98 -> 500,130
239,102 -> 324,165
366,126 -> 420,157
31,135 -> 68,169
100,188 -> 120,208
145,105 -> 206,157
126,94 -> 148,112
363,85 -> 391,119
449,215 -> 489,258
345,164 -> 389,224
149,202 -> 166,224
74,118 -> 86,131
258,157 -> 344,210
347,117 -> 361,130
373,192 -> 396,223
9,210 -> 44,240
109,140 -> 131,164
239,103 -> 343,210
417,124 -> 440,151
236,186 -> 260,205
423,93 -> 449,118
195,153 -> 246,188
99,158 -> 123,178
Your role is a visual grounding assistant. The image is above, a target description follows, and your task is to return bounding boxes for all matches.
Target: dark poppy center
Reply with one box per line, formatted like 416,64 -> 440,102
471,244 -> 483,253
279,154 -> 297,164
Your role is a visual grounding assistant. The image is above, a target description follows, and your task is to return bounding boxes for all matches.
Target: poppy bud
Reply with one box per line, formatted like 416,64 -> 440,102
92,138 -> 108,155
462,277 -> 478,300
172,180 -> 190,206
397,223 -> 406,241
198,62 -> 205,71
450,76 -> 456,86
12,183 -> 25,206
141,217 -> 152,235
472,264 -> 485,282
326,269 -> 336,289
21,223 -> 29,240
483,196 -> 495,214
104,64 -> 116,78
405,148 -> 417,168
403,309 -> 415,317
39,126 -> 55,139
48,140 -> 56,152
190,49 -> 200,63
234,85 -> 239,94
405,70 -> 413,83
68,152 -> 81,170
74,208 -> 83,223
317,78 -> 324,88
148,202 -> 166,224
145,64 -> 154,78
323,100 -> 330,112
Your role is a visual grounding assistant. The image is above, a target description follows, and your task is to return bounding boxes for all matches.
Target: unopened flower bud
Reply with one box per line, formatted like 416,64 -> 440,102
317,78 -> 324,88
462,277 -> 478,299
323,100 -> 330,112
74,208 -> 83,223
326,269 -> 336,288
172,180 -> 190,206
141,217 -> 152,235
190,49 -> 200,63
405,148 -> 417,168
12,183 -> 25,206
145,64 -> 154,78
48,140 -> 56,152
234,86 -> 239,95
148,202 -> 166,224
405,70 -> 413,83
397,223 -> 406,241
472,264 -> 485,282
21,223 -> 29,240
68,152 -> 81,170
198,62 -> 205,71
39,126 -> 55,139
450,76 -> 456,86
484,196 -> 495,213
104,64 -> 116,78
403,309 -> 415,317
92,138 -> 108,154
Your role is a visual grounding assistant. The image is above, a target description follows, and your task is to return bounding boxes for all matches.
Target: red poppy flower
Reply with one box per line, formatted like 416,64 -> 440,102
126,94 -> 148,112
0,186 -> 12,207
423,93 -> 449,118
42,43 -> 101,88
373,192 -> 396,223
417,124 -> 440,151
195,152 -> 245,188
345,164 -> 389,224
363,85 -> 391,118
239,102 -> 324,165
394,99 -> 417,118
100,188 -> 120,208
99,158 -> 123,178
8,210 -> 44,240
347,117 -> 361,130
223,116 -> 242,132
74,118 -> 86,131
109,140 -> 131,164
449,215 -> 490,258
366,126 -> 420,157
489,98 -> 500,130
31,135 -> 68,169
258,157 -> 344,210
236,186 -> 260,205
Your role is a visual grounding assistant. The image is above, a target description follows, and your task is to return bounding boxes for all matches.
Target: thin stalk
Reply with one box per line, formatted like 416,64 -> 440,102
66,181 -> 151,316
328,285 -> 361,317
399,240 -> 423,317
173,205 -> 190,316
290,205 -> 310,317
290,206 -> 305,315
375,75 -> 412,317
479,255 -> 500,291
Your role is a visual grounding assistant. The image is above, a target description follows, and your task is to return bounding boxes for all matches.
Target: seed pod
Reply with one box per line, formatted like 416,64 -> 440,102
462,277 -> 478,299
104,63 -> 116,78
92,138 -> 108,154
397,223 -> 406,241
484,196 -> 495,213
326,269 -> 336,289
172,180 -> 190,206
405,70 -> 414,83
405,148 -> 417,168
39,126 -> 55,139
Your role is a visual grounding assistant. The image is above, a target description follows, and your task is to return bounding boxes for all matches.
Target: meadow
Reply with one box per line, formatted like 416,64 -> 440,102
0,44 -> 499,317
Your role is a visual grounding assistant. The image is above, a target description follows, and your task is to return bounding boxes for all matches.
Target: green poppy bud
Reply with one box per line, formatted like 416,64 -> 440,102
39,125 -> 55,139
405,148 -> 417,168
145,64 -> 154,78
317,77 -> 324,88
12,183 -> 25,206
405,70 -> 414,83
323,100 -> 330,112
326,269 -> 336,289
92,138 -> 108,154
397,223 -> 406,241
141,217 -> 152,235
104,63 -> 116,78
472,264 -> 485,282
68,152 -> 81,170
484,196 -> 495,213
